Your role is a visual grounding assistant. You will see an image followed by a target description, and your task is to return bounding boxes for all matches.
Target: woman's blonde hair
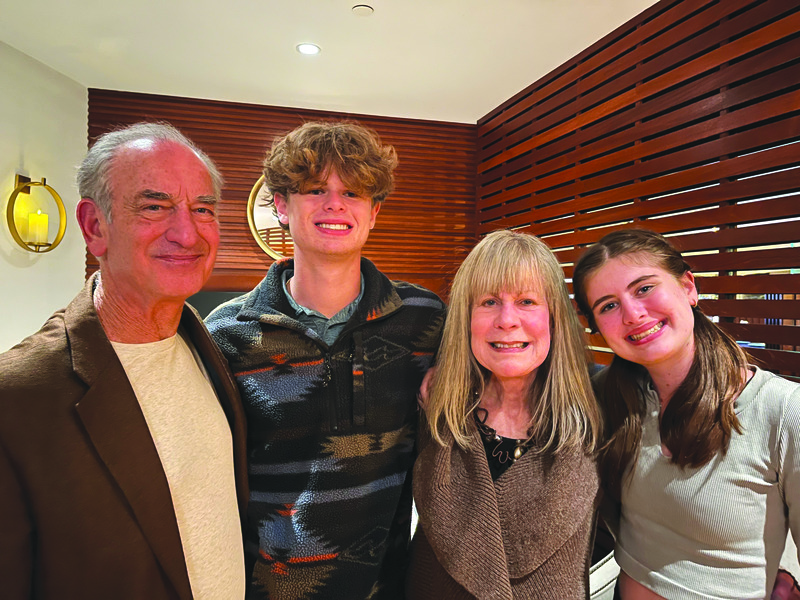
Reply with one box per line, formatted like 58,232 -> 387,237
425,229 -> 601,454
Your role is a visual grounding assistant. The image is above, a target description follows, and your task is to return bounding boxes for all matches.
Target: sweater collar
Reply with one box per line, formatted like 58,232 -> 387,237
235,257 -> 403,325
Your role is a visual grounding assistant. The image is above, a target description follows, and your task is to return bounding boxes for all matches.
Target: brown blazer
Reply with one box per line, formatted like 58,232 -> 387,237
0,274 -> 248,599
406,425 -> 600,599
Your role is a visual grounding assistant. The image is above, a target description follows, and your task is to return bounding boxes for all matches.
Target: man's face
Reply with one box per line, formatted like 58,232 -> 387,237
96,139 -> 219,309
273,169 -> 380,263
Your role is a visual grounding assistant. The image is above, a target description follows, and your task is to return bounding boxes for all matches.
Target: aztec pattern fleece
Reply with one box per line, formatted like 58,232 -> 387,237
206,258 -> 445,599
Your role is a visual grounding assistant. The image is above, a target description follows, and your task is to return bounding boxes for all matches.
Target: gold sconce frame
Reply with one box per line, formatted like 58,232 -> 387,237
6,175 -> 67,253
247,175 -> 295,260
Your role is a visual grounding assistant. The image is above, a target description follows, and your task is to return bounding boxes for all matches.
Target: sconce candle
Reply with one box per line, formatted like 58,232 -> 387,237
28,210 -> 49,245
6,176 -> 66,253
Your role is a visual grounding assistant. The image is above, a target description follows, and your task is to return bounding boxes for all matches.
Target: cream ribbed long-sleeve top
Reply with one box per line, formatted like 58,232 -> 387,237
614,367 -> 800,600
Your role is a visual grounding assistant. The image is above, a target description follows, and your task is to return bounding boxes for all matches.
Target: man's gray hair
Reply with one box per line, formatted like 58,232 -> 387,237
76,122 -> 224,220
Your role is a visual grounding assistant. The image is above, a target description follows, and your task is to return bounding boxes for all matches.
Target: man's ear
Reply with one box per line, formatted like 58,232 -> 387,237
273,193 -> 290,225
76,198 -> 109,259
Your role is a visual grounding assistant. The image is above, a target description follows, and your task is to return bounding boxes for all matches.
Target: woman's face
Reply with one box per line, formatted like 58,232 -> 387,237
583,254 -> 698,372
470,288 -> 551,388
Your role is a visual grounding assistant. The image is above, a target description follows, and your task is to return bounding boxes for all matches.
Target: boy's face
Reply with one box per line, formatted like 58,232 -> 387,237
274,170 -> 380,263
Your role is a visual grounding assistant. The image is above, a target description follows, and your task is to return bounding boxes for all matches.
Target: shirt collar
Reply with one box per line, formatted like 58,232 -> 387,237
280,268 -> 365,321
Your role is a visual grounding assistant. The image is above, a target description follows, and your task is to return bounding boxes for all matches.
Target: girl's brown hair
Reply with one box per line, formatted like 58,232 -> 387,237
572,228 -> 747,499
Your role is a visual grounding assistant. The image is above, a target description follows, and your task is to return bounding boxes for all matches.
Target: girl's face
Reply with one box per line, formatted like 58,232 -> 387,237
583,253 -> 698,373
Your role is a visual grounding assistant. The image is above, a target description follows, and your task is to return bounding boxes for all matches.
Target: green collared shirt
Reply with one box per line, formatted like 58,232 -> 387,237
280,269 -> 364,346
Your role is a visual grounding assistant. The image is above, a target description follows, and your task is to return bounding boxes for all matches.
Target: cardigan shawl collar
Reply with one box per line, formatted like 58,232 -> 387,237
414,425 -> 599,598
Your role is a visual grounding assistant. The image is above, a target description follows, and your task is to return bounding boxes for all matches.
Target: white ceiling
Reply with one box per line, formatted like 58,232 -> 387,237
0,0 -> 658,124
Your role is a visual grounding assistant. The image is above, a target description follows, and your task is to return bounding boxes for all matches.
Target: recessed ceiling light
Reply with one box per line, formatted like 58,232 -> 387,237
296,43 -> 321,55
352,4 -> 374,16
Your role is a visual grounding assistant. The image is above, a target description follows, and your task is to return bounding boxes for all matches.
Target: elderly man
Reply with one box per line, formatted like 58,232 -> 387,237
0,123 -> 247,599
207,121 -> 444,599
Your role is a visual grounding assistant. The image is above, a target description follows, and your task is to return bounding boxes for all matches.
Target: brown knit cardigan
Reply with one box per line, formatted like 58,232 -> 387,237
406,425 -> 600,599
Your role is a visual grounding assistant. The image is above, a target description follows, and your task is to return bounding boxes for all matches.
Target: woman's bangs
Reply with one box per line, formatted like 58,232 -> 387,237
469,250 -> 542,302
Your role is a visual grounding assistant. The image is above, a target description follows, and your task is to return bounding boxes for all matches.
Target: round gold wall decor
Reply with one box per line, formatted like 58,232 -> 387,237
6,178 -> 67,253
247,175 -> 294,260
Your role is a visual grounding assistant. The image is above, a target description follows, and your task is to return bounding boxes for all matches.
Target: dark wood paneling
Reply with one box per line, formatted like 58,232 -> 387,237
86,0 -> 799,377
477,0 -> 800,377
87,90 -> 477,299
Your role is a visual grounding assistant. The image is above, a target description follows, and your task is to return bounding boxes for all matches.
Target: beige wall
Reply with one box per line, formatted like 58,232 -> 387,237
0,42 -> 88,352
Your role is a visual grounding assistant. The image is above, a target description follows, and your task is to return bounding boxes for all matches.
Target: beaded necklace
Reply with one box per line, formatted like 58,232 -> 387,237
473,407 -> 532,477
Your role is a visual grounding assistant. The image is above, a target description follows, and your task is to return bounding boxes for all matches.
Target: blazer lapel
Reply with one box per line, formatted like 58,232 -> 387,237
67,276 -> 193,600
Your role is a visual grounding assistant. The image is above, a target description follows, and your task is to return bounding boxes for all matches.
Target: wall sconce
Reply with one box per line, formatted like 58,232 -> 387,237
6,174 -> 67,253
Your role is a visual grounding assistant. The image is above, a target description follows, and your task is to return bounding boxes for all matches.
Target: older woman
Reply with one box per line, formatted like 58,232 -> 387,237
406,230 -> 603,599
572,228 -> 800,600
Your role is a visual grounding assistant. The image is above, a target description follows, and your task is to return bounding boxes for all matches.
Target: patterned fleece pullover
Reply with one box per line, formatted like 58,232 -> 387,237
206,258 -> 445,599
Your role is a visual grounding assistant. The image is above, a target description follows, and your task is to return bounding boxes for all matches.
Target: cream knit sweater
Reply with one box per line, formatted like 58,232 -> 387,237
614,367 -> 800,599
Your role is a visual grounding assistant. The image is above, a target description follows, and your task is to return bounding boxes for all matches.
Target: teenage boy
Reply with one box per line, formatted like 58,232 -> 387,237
207,122 -> 444,599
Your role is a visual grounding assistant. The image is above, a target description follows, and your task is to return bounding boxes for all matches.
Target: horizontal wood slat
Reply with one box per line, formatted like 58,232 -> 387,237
719,323 -> 799,347
700,299 -> 800,320
694,274 -> 800,294
748,347 -> 800,375
478,0 -> 800,378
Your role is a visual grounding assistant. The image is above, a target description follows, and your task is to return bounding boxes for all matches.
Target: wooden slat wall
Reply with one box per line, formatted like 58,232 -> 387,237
476,0 -> 800,379
87,90 -> 477,298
